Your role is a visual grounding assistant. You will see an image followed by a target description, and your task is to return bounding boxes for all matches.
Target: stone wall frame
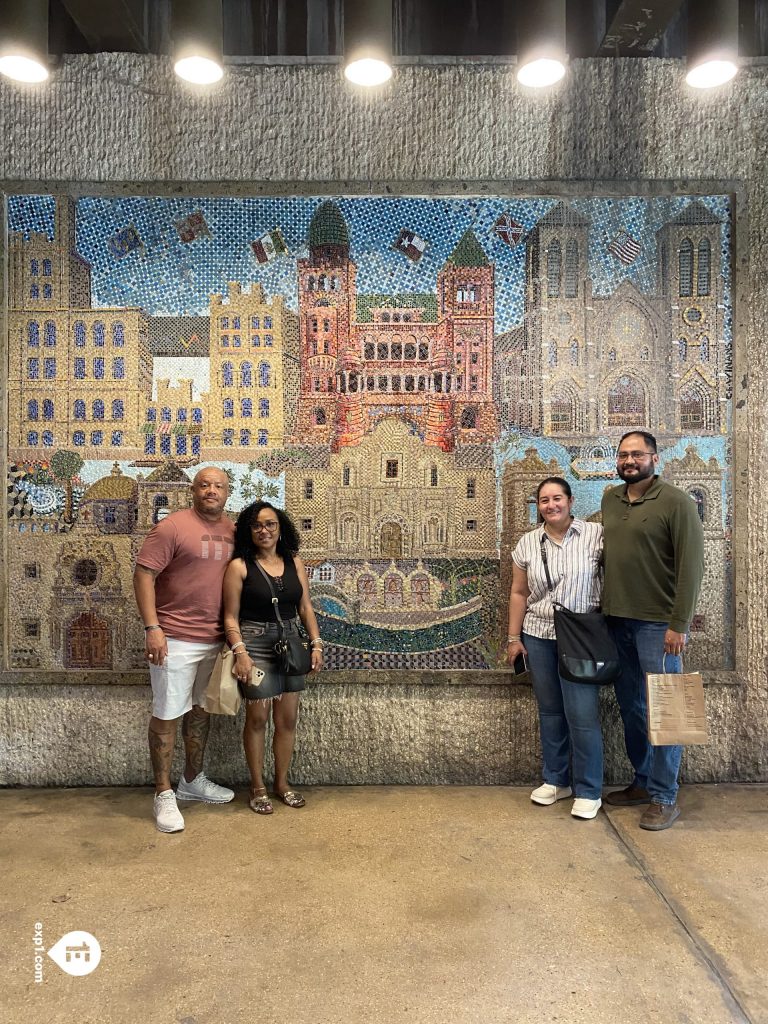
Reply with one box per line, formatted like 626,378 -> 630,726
0,178 -> 747,690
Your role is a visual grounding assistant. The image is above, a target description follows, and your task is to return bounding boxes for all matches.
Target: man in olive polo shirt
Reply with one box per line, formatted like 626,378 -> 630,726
601,430 -> 704,831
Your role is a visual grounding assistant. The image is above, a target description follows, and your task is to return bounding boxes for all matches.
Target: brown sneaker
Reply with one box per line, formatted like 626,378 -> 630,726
604,785 -> 651,807
639,801 -> 680,831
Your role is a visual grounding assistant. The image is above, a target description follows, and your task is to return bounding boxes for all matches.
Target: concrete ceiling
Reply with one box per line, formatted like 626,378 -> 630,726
44,1 -> 768,59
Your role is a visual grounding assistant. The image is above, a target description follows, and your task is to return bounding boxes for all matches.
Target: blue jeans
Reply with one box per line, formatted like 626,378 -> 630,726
523,632 -> 603,799
606,617 -> 683,805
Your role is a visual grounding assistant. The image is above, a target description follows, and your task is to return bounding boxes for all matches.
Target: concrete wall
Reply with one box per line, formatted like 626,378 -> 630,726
1,55 -> 766,785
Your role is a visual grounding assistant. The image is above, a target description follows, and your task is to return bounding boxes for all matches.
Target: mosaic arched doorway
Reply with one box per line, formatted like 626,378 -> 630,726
66,611 -> 112,668
380,522 -> 403,559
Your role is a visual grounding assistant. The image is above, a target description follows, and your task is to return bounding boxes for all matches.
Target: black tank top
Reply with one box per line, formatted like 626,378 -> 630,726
240,554 -> 302,623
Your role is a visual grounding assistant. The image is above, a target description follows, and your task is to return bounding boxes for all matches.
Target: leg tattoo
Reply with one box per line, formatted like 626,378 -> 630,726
182,705 -> 211,781
148,718 -> 177,792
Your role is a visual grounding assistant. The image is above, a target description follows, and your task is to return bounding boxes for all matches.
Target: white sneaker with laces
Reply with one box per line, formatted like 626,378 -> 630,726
530,783 -> 572,805
154,790 -> 185,833
176,772 -> 235,804
571,797 -> 602,819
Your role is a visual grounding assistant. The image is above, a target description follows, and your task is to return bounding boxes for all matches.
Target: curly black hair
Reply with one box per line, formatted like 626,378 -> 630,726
233,501 -> 301,562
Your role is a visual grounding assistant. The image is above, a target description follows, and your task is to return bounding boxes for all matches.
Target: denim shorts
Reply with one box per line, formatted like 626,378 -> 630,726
239,618 -> 307,701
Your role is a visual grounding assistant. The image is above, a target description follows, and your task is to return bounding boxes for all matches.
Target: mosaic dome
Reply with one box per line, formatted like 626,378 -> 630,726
308,201 -> 349,248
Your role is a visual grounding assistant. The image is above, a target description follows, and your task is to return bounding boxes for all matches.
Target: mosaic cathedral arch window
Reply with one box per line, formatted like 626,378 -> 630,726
679,238 -> 694,296
607,375 -> 646,426
547,240 -> 561,297
564,239 -> 579,297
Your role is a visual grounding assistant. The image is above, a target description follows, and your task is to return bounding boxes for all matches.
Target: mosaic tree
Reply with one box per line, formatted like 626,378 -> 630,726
50,450 -> 84,523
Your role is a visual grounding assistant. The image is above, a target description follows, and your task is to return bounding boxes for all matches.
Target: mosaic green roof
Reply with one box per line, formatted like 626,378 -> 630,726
356,293 -> 438,323
447,229 -> 489,267
308,201 -> 349,248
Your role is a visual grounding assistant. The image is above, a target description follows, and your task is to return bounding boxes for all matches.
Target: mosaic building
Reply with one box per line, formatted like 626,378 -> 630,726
497,200 -> 728,439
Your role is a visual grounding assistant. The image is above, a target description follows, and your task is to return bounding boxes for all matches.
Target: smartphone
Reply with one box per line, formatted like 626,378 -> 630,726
513,653 -> 528,676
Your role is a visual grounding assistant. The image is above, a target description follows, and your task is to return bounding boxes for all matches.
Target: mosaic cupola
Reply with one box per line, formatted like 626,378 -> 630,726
308,201 -> 350,266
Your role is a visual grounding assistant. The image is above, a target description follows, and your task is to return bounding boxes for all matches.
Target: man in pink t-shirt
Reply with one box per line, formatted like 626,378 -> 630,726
134,467 -> 235,833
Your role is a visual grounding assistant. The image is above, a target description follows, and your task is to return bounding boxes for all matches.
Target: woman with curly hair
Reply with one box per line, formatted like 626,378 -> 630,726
222,501 -> 323,814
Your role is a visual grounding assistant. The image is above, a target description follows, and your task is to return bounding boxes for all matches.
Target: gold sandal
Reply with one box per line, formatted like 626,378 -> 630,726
249,788 -> 273,814
276,790 -> 305,808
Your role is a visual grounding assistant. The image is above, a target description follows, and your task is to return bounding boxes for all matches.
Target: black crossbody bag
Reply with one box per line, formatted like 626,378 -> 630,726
253,560 -> 313,677
539,533 -> 620,685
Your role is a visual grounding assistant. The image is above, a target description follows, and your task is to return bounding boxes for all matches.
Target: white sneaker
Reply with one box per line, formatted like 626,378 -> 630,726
571,797 -> 602,820
176,772 -> 235,804
530,783 -> 572,805
154,790 -> 185,833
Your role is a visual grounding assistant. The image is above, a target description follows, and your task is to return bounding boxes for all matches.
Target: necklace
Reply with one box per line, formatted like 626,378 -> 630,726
257,558 -> 284,591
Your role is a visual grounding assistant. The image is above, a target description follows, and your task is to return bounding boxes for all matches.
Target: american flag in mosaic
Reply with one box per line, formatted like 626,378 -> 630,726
607,229 -> 641,265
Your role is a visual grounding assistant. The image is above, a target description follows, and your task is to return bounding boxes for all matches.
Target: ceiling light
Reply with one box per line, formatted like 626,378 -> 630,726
0,0 -> 49,83
172,0 -> 224,85
685,60 -> 737,89
686,0 -> 738,89
344,0 -> 393,87
516,0 -> 567,88
517,58 -> 566,88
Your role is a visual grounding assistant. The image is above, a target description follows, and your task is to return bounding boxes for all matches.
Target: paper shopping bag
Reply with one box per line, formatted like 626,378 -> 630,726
203,647 -> 242,716
645,670 -> 708,746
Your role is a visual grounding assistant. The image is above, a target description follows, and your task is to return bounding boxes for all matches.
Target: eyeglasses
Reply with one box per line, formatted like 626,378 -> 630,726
617,451 -> 655,461
252,521 -> 279,532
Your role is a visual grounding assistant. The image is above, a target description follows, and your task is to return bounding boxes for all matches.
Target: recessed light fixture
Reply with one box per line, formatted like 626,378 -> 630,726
172,0 -> 224,85
344,0 -> 393,87
516,0 -> 568,89
0,0 -> 49,83
685,0 -> 738,89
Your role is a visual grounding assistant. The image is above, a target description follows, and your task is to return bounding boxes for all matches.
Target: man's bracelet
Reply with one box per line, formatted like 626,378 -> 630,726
507,635 -> 521,643
144,624 -> 162,632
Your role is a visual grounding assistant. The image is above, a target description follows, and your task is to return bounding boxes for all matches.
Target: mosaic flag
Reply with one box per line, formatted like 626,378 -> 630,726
175,210 -> 211,244
608,229 -> 641,265
251,228 -> 288,264
493,214 -> 525,247
107,224 -> 144,259
392,228 -> 428,263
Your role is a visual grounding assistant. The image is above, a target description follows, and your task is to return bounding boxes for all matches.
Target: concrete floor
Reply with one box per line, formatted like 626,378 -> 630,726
2,785 -> 766,1024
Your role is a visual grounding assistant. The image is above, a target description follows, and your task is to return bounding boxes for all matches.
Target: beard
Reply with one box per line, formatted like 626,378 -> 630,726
617,462 -> 656,483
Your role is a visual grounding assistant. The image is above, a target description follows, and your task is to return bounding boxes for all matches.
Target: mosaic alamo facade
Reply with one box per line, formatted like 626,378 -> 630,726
4,193 -> 732,674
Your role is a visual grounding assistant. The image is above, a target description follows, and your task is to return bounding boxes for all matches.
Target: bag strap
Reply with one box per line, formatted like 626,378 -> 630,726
539,532 -> 568,612
253,559 -> 287,640
539,532 -> 555,594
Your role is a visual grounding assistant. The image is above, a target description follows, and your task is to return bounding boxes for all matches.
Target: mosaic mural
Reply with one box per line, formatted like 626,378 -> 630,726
4,193 -> 733,673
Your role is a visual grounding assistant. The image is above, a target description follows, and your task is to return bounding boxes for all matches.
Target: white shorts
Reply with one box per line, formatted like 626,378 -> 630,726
149,638 -> 222,720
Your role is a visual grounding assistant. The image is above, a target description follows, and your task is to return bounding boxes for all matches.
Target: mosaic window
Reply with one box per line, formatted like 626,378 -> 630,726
679,239 -> 693,296
3,192 -> 734,674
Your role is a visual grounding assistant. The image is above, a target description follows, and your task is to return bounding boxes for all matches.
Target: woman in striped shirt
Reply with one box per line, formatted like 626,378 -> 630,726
506,477 -> 605,820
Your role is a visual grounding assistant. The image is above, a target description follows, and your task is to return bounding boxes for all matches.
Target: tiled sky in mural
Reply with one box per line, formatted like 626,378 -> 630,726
8,194 -> 731,333
5,192 -> 733,673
